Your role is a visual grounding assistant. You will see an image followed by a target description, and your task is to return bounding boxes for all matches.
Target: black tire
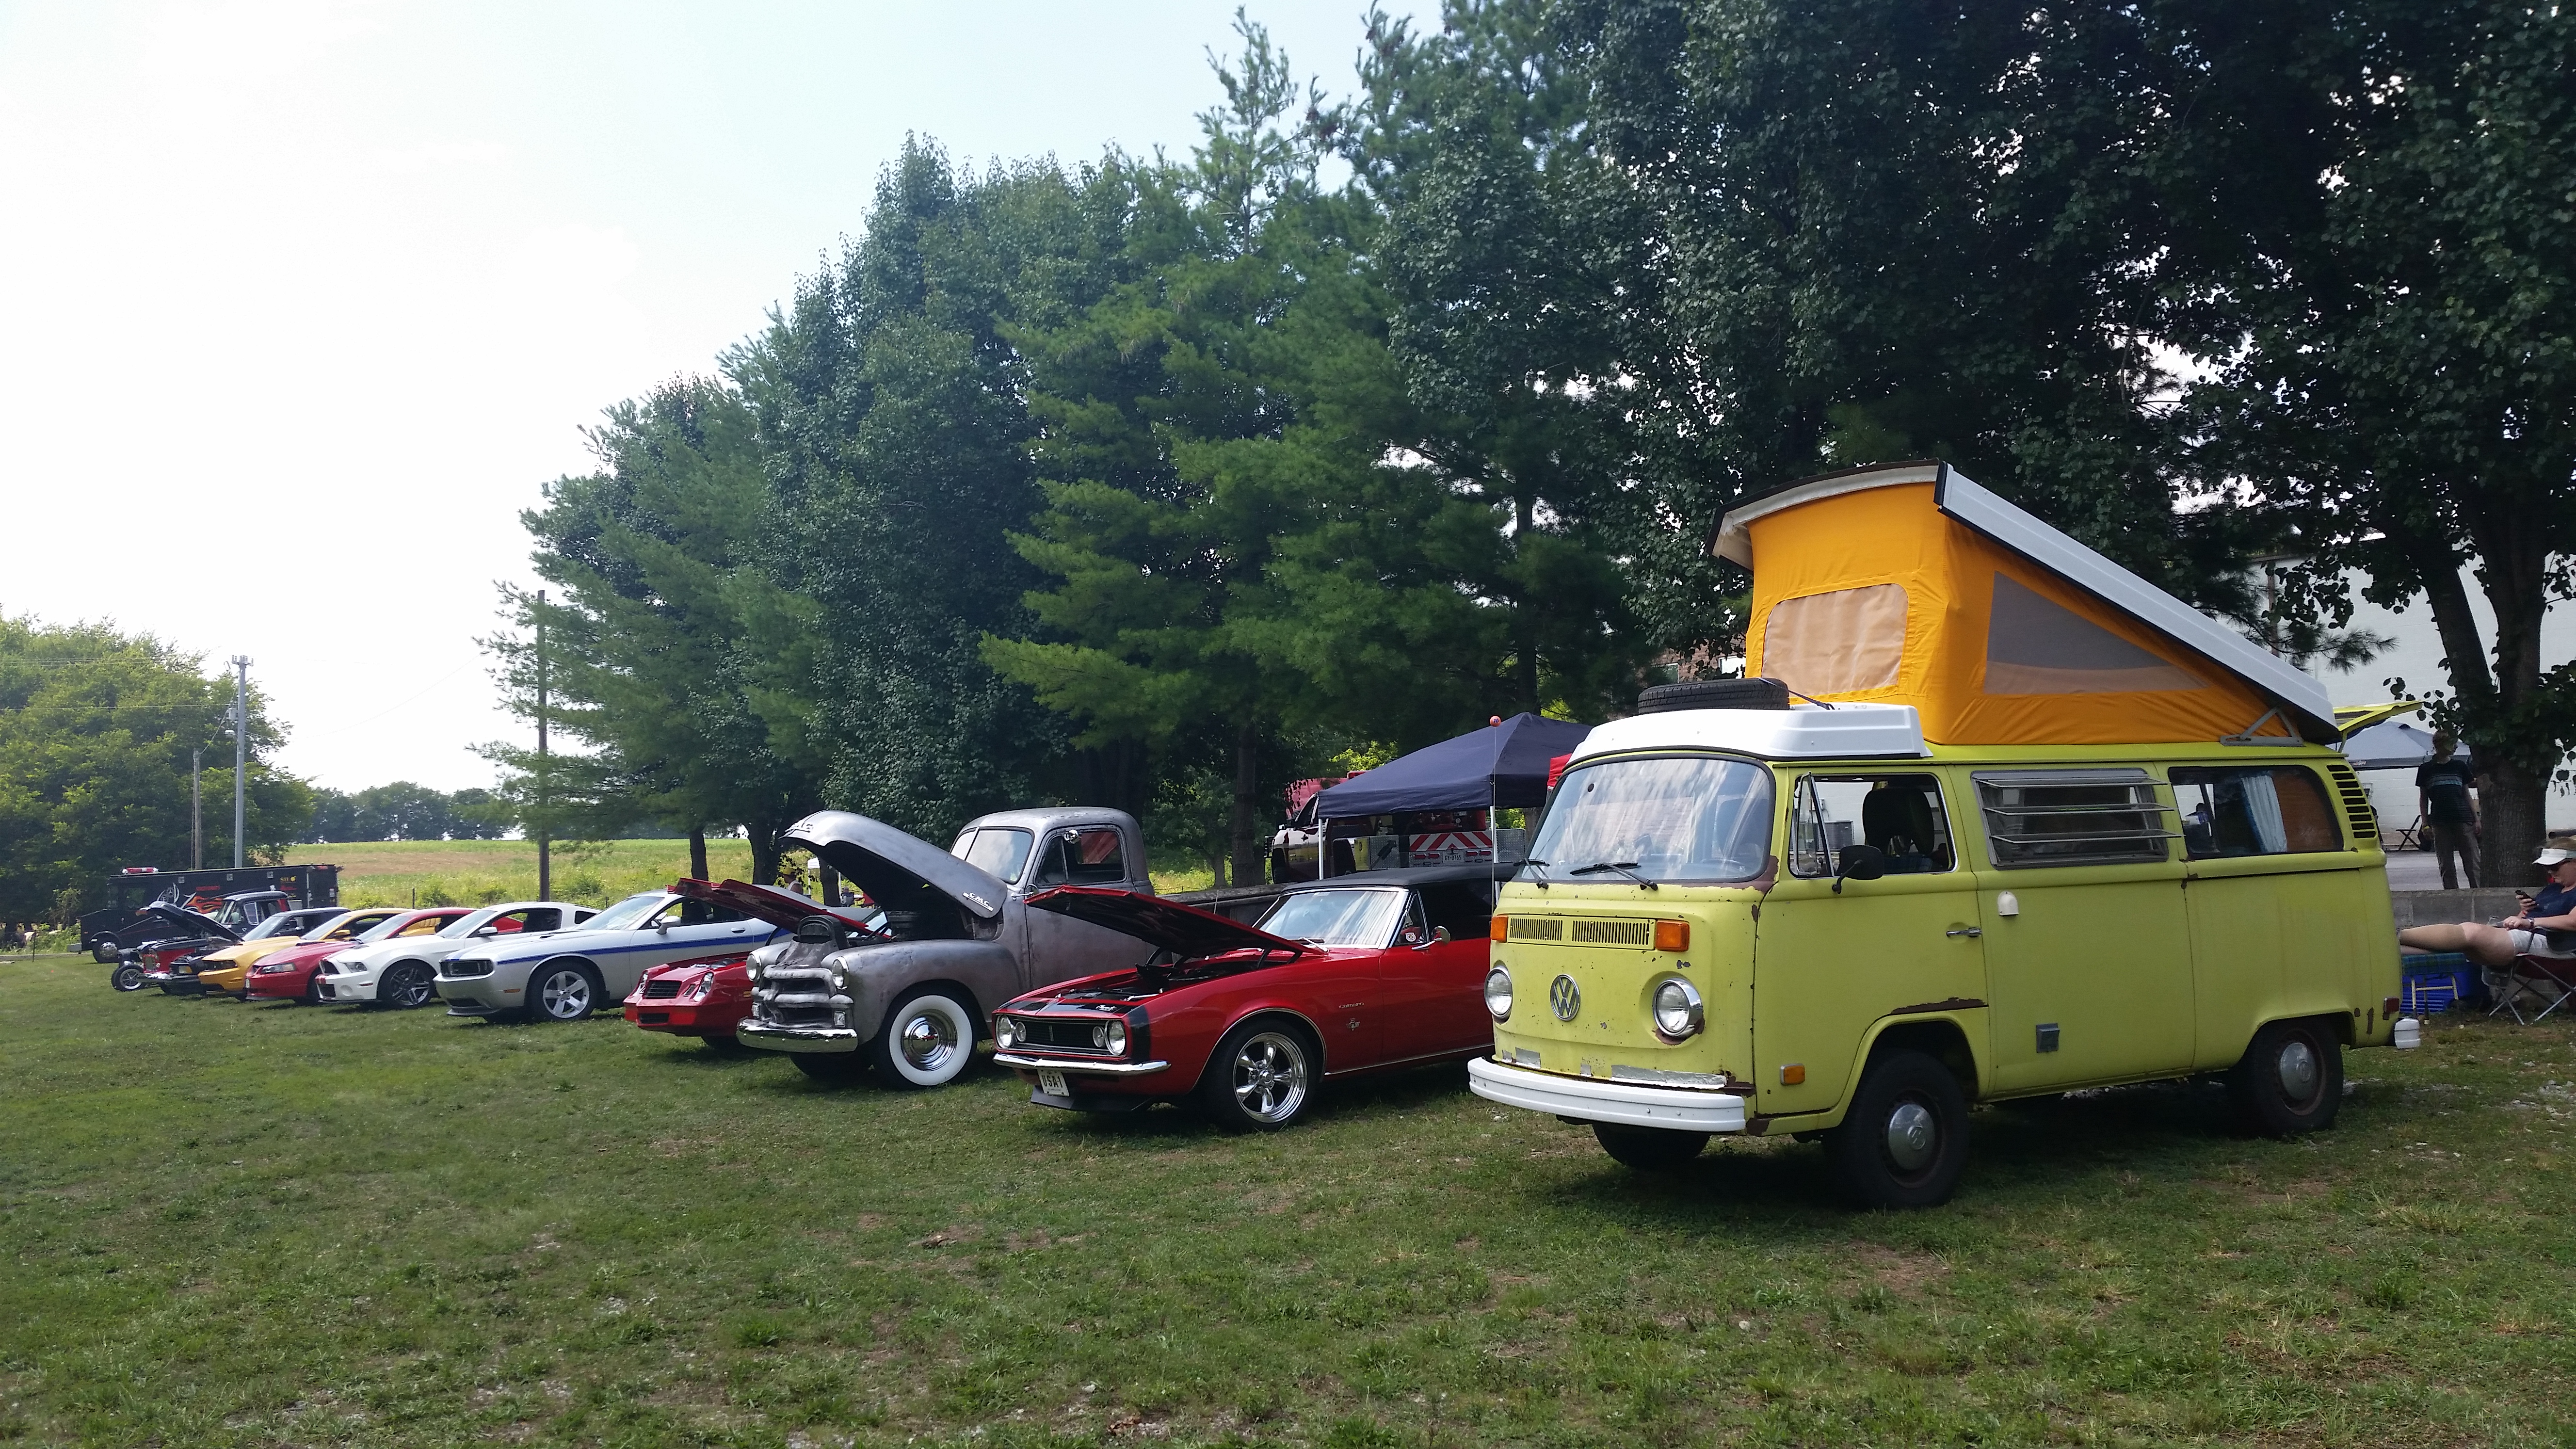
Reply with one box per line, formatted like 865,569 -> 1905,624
1826,1048 -> 1971,1209
1268,847 -> 1291,885
379,961 -> 436,1010
2227,1018 -> 2343,1137
1198,1019 -> 1319,1132
869,989 -> 979,1090
701,1034 -> 755,1056
109,960 -> 147,992
1637,677 -> 1791,714
791,1051 -> 870,1084
1593,1123 -> 1709,1170
92,939 -> 121,964
524,961 -> 602,1023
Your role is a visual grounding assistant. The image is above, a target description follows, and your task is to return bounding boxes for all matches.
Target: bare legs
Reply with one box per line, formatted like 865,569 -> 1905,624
2398,921 -> 2523,966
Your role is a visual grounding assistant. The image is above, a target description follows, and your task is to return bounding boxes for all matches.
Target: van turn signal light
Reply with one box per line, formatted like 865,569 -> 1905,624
1490,916 -> 1510,943
1779,1063 -> 1805,1086
1654,919 -> 1689,952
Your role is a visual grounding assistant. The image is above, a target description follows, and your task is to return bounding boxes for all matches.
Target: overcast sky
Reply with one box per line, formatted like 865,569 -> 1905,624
0,0 -> 1428,792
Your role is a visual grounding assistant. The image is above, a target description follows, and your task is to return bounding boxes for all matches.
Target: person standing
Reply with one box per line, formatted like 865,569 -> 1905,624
2416,734 -> 2481,889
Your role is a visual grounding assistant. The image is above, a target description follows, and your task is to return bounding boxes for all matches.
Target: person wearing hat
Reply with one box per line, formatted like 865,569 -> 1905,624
2398,847 -> 2576,965
2415,734 -> 2481,888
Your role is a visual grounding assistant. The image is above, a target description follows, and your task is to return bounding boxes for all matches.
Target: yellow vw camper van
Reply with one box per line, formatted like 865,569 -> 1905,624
1469,462 -> 2407,1208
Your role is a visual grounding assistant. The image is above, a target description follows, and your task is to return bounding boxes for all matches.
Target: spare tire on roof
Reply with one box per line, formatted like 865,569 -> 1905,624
1636,677 -> 1793,713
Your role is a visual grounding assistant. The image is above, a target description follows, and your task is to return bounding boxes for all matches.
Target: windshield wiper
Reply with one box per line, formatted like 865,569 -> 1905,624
1522,858 -> 1550,890
1567,860 -> 1657,890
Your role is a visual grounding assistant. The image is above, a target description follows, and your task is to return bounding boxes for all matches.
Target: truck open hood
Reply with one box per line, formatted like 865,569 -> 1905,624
777,810 -> 1009,921
137,902 -> 242,942
1025,886 -> 1305,961
672,877 -> 883,934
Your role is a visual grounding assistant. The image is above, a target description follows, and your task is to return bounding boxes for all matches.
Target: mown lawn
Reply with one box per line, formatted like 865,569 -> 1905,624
1,952 -> 2569,1447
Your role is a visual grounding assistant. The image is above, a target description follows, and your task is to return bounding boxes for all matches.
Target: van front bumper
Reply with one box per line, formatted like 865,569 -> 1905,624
1468,1056 -> 1750,1133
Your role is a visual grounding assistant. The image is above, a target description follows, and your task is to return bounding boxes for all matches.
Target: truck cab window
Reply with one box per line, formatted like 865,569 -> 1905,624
1033,827 -> 1127,887
1790,774 -> 1955,877
2170,766 -> 2342,857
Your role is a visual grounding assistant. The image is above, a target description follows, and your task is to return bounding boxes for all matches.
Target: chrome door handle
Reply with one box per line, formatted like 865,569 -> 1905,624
1946,927 -> 1982,938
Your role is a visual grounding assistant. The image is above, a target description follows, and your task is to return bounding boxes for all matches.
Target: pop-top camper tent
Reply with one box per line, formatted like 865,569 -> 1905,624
1711,462 -> 2339,747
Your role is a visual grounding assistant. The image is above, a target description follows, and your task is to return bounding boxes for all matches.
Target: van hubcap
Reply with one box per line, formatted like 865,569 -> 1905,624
900,1010 -> 958,1071
1884,1100 -> 1937,1172
2276,1039 -> 2318,1102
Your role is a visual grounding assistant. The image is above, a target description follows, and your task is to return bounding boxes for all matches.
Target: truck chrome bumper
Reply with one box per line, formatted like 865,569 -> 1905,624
991,1051 -> 1171,1077
737,1020 -> 860,1054
1467,1056 -> 1750,1133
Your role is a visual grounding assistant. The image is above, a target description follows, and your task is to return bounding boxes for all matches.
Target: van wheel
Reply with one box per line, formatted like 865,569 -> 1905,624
2228,1018 -> 2343,1137
93,939 -> 122,964
526,962 -> 601,1022
110,960 -> 147,992
1827,1048 -> 1970,1208
871,990 -> 978,1090
1199,1021 -> 1317,1131
1593,1123 -> 1707,1170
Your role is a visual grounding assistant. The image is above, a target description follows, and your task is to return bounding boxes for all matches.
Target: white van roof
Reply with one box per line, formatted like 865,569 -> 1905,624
1571,703 -> 1930,763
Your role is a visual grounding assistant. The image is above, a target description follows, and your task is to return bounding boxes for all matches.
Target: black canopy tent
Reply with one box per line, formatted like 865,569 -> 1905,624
1312,713 -> 1594,876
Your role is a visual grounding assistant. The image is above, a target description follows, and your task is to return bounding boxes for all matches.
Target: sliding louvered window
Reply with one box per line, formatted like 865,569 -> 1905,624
1975,768 -> 2175,868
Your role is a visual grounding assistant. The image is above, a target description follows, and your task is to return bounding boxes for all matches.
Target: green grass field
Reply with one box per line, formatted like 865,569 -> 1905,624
1,954 -> 2570,1447
285,839 -> 1215,910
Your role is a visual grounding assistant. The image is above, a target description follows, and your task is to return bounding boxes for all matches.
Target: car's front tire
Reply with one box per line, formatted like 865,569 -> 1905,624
870,990 -> 978,1090
1826,1048 -> 1971,1209
1198,1020 -> 1317,1132
2228,1018 -> 2343,1137
1593,1123 -> 1708,1171
525,962 -> 602,1023
109,960 -> 146,992
379,961 -> 436,1010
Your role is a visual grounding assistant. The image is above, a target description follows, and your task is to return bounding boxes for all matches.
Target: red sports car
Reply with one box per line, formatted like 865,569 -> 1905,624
246,908 -> 463,1003
992,865 -> 1501,1130
624,880 -> 883,1048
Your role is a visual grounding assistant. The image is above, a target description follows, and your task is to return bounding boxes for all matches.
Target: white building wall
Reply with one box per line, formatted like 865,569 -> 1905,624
2298,567 -> 2576,833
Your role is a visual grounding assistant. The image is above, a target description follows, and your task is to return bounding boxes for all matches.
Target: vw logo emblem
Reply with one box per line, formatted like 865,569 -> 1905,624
1549,974 -> 1581,1022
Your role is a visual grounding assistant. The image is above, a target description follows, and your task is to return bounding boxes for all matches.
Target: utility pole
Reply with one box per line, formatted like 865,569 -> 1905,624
191,748 -> 203,870
535,593 -> 550,902
230,657 -> 250,868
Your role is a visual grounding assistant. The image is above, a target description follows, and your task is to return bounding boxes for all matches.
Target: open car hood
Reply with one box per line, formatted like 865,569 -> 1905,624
778,810 -> 1009,921
671,877 -> 882,934
1025,886 -> 1305,961
138,902 -> 242,942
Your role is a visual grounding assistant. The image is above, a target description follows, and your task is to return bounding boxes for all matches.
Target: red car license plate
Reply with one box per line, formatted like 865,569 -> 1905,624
1038,1069 -> 1069,1097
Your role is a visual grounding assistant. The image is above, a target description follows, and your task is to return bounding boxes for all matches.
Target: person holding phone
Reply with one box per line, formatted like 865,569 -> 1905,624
2400,847 -> 2576,965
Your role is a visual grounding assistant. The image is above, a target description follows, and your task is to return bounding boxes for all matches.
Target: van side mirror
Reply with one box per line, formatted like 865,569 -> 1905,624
1833,843 -> 1886,894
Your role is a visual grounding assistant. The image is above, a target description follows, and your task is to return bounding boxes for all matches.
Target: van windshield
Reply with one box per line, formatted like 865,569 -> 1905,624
1529,756 -> 1775,884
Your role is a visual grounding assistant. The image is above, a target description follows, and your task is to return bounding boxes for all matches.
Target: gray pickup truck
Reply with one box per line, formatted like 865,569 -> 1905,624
738,807 -> 1159,1087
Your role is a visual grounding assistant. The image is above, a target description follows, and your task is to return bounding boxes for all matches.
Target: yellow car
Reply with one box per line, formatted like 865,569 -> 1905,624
191,907 -> 394,997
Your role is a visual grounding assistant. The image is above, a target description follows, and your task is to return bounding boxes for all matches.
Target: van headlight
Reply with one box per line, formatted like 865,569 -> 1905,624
1652,978 -> 1703,1041
1483,966 -> 1513,1021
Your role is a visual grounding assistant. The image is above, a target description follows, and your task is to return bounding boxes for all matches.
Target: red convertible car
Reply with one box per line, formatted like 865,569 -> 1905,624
624,879 -> 884,1048
992,864 -> 1502,1130
246,908 -> 465,1003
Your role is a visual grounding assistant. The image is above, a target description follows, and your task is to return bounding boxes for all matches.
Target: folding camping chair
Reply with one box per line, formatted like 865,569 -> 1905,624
2389,812 -> 2427,852
2488,954 -> 2576,1025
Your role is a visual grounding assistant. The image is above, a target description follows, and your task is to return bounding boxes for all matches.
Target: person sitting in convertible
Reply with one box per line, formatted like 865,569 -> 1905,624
2398,847 -> 2576,966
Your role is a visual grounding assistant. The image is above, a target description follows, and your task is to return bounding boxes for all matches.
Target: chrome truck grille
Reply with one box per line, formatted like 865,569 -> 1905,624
747,945 -> 851,1033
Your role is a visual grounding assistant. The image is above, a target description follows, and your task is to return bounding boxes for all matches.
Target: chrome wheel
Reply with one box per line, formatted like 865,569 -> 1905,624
900,1008 -> 960,1074
536,967 -> 592,1019
2275,1039 -> 2320,1106
1228,1031 -> 1310,1125
1884,1099 -> 1938,1174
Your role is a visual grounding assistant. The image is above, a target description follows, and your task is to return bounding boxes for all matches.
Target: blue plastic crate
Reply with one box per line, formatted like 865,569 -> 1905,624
2401,952 -> 2474,1013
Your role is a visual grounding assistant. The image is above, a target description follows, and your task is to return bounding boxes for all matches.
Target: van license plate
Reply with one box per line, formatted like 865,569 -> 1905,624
1038,1069 -> 1069,1097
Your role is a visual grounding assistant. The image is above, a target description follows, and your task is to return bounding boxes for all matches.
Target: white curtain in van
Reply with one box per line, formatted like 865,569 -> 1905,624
2239,771 -> 2287,853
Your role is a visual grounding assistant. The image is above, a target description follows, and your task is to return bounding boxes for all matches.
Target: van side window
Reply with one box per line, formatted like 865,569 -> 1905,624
1790,774 -> 1955,877
1974,769 -> 2174,867
2170,766 -> 2343,857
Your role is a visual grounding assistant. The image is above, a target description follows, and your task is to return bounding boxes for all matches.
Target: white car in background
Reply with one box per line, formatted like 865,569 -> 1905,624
315,901 -> 596,1009
435,889 -> 784,1023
